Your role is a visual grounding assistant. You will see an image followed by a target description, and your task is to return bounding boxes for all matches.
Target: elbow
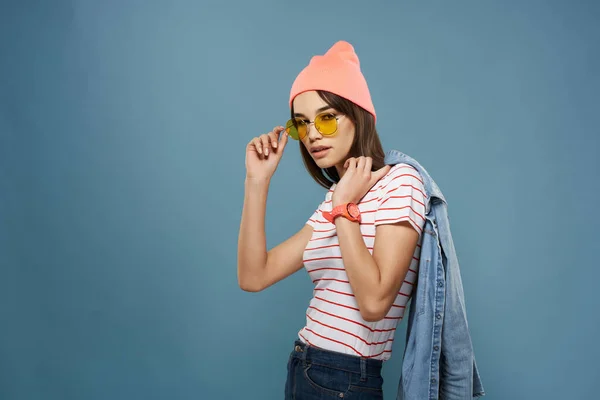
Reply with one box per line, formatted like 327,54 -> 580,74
361,312 -> 386,323
239,283 -> 262,292
237,259 -> 267,292
237,275 -> 264,293
359,300 -> 388,322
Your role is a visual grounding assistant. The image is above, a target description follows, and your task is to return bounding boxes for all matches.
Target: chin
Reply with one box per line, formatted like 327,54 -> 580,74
306,147 -> 344,169
313,156 -> 337,169
314,160 -> 333,169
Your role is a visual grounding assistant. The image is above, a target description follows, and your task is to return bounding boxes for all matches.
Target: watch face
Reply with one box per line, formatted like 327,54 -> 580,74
347,203 -> 360,218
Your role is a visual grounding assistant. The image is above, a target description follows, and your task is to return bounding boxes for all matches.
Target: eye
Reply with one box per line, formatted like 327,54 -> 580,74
319,113 -> 336,121
293,117 -> 307,125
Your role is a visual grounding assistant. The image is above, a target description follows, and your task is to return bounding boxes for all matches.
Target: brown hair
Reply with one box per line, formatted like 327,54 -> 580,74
291,90 -> 386,189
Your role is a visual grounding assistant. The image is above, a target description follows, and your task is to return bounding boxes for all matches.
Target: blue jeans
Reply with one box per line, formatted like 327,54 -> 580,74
285,340 -> 384,399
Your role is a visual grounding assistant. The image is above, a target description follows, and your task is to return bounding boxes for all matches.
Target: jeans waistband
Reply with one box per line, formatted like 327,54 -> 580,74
291,340 -> 383,377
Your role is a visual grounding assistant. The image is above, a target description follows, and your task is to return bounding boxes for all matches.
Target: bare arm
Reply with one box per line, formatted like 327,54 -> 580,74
336,218 -> 419,321
330,157 -> 426,321
237,177 -> 313,292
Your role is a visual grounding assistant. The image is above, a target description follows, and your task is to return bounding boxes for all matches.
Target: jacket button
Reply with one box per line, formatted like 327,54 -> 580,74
436,314 -> 441,319
431,378 -> 437,384
434,346 -> 439,351
438,281 -> 443,287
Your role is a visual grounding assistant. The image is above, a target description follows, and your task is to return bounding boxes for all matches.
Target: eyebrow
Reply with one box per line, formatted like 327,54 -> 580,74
294,105 -> 333,118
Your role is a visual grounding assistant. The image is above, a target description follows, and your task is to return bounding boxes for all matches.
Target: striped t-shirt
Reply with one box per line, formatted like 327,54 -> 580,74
298,163 -> 427,361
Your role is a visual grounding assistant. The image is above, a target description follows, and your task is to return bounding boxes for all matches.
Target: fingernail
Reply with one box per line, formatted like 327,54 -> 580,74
265,148 -> 269,156
273,142 -> 277,148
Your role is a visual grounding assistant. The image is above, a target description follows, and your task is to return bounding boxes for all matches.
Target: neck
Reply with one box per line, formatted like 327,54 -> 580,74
335,162 -> 345,178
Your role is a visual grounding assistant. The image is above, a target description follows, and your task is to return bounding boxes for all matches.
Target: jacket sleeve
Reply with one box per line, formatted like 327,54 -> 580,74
437,202 -> 483,399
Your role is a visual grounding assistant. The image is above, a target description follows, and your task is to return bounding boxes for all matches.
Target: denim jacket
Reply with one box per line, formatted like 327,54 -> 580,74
383,150 -> 485,400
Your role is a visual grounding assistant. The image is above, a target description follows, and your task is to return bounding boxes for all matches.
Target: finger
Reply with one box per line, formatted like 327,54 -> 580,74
269,127 -> 282,149
357,156 -> 367,172
252,137 -> 262,155
364,157 -> 373,174
371,165 -> 392,184
260,134 -> 271,156
267,131 -> 278,150
345,157 -> 357,170
279,127 -> 289,149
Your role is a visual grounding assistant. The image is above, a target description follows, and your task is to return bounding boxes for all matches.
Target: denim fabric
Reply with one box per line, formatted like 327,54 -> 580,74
285,340 -> 384,399
383,150 -> 485,400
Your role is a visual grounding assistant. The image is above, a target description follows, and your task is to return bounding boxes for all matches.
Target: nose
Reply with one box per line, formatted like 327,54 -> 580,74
306,121 -> 322,141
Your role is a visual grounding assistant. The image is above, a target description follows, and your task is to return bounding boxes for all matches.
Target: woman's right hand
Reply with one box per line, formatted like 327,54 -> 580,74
245,126 -> 289,181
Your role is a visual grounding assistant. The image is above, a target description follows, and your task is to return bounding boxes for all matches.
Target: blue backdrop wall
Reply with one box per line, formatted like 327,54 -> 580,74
1,1 -> 598,399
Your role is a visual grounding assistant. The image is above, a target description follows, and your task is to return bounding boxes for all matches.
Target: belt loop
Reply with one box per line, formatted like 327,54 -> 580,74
295,341 -> 308,362
360,358 -> 367,381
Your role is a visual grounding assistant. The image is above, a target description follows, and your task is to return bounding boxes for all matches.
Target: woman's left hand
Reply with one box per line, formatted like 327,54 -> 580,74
332,157 -> 391,207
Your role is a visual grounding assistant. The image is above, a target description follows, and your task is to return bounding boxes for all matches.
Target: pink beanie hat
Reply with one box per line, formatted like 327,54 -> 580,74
289,40 -> 376,123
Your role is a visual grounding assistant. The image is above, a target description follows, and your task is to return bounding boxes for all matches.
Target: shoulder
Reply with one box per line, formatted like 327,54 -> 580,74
371,164 -> 427,233
377,163 -> 424,192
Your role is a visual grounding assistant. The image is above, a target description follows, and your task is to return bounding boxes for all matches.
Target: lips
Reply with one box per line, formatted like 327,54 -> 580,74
311,146 -> 331,153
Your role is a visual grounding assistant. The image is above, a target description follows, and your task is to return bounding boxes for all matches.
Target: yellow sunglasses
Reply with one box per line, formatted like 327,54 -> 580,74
285,112 -> 345,140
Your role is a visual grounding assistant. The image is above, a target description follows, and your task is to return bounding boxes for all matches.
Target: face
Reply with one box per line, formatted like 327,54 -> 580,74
292,91 -> 355,175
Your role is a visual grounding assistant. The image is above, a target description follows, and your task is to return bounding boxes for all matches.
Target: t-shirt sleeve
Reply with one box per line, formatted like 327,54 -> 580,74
374,165 -> 427,235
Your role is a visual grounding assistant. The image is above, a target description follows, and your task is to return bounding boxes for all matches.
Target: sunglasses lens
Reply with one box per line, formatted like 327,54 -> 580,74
315,113 -> 338,135
285,119 -> 299,140
285,118 -> 306,140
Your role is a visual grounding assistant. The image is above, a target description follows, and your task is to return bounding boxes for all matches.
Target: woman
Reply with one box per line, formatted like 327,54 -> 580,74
237,41 -> 427,399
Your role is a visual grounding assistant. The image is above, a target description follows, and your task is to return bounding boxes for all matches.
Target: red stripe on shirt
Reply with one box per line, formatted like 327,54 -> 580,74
306,314 -> 394,346
303,256 -> 343,263
308,306 -> 397,333
306,267 -> 346,274
314,295 -> 360,312
309,233 -> 337,241
380,183 -> 427,199
379,172 -> 425,192
377,204 -> 425,222
304,328 -> 392,359
375,216 -> 423,232
303,328 -> 365,357
299,332 -> 316,347
308,218 -> 330,225
313,278 -> 350,284
306,243 -> 373,252
312,227 -> 337,233
381,194 -> 426,208
326,288 -> 354,297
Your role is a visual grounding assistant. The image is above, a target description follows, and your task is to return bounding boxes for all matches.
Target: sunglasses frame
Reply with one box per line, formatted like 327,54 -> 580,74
285,112 -> 346,140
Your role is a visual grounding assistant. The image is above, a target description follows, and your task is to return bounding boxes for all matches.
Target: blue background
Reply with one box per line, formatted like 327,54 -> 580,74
1,1 -> 598,399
